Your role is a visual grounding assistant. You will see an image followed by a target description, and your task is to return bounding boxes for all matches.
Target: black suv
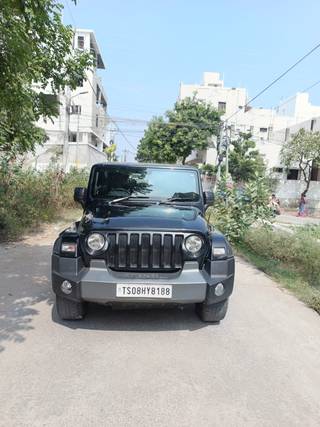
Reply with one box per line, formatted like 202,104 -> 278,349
52,163 -> 235,322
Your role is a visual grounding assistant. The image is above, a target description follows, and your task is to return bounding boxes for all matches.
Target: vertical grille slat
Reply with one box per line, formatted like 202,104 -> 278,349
174,235 -> 183,268
106,233 -> 116,267
141,233 -> 150,268
163,234 -> 173,268
129,234 -> 139,268
152,234 -> 161,268
106,232 -> 184,271
118,234 -> 128,268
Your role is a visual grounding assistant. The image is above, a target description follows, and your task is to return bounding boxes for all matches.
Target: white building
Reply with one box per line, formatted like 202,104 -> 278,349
180,73 -> 295,166
266,116 -> 320,208
180,72 -> 320,209
27,29 -> 108,170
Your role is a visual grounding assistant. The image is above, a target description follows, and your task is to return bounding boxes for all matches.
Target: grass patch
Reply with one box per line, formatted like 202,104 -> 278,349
293,224 -> 320,240
236,233 -> 320,314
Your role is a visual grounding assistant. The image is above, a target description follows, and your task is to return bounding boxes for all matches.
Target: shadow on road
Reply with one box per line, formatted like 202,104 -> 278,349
0,240 -> 211,352
52,303 -> 211,333
0,243 -> 54,353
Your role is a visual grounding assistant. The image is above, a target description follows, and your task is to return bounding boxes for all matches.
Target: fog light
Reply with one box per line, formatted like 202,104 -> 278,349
214,283 -> 225,296
61,280 -> 72,295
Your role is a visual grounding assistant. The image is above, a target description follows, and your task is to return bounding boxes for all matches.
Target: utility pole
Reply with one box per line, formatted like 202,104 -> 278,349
76,108 -> 80,168
214,123 -> 224,191
225,123 -> 230,182
62,93 -> 71,172
62,90 -> 88,171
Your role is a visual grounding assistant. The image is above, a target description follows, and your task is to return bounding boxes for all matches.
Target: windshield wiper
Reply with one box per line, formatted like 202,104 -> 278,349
156,197 -> 197,206
109,195 -> 150,205
165,197 -> 197,202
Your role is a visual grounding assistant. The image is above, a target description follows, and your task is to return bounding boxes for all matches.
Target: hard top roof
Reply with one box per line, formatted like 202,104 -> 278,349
92,162 -> 198,171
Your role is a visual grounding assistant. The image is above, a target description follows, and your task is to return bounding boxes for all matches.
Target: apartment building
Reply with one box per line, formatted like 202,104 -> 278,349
28,29 -> 108,170
180,72 -> 320,208
179,72 -> 318,167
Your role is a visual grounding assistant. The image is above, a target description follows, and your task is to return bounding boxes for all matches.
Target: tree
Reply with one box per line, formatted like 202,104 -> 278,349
104,143 -> 117,161
0,0 -> 94,161
136,96 -> 221,164
228,133 -> 266,182
280,129 -> 320,195
136,117 -> 177,163
200,163 -> 216,176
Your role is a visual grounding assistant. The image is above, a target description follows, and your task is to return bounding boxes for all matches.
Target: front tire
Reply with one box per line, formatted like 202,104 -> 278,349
56,295 -> 86,320
196,299 -> 229,323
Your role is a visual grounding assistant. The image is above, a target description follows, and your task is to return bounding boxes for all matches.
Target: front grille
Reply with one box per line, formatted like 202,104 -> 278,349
105,232 -> 184,271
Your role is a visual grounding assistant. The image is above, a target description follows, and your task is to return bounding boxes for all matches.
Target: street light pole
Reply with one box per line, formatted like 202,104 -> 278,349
62,91 -> 88,171
76,109 -> 80,168
62,93 -> 71,172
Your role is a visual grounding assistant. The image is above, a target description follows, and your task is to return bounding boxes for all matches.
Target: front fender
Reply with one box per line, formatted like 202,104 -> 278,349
203,230 -> 235,304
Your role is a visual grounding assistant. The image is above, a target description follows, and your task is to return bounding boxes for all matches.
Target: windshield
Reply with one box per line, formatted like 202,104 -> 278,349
90,166 -> 200,201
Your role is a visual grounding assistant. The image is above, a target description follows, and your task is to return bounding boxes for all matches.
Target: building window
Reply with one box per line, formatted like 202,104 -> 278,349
272,167 -> 283,173
218,102 -> 226,113
71,105 -> 81,114
70,132 -> 77,142
69,132 -> 83,142
96,115 -> 99,127
285,128 -> 290,141
287,169 -> 299,180
311,166 -> 320,181
311,119 -> 316,131
77,36 -> 85,49
259,128 -> 268,141
96,85 -> 101,104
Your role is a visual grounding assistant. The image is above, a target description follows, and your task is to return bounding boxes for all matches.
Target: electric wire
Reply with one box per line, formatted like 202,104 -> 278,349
225,41 -> 320,121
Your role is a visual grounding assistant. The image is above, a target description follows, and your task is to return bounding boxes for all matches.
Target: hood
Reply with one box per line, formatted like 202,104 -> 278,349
79,203 -> 209,234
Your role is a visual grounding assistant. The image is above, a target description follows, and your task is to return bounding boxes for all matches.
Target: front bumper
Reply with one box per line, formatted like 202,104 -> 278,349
52,255 -> 235,305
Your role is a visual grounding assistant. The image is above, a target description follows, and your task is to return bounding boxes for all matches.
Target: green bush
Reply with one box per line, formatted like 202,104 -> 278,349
206,176 -> 274,243
60,167 -> 89,209
0,164 -> 89,240
243,227 -> 320,288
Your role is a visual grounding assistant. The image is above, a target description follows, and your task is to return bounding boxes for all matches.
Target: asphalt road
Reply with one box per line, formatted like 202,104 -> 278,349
1,224 -> 320,427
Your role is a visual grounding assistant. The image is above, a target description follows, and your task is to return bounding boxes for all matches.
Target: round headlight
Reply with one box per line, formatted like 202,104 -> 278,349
185,235 -> 203,254
87,233 -> 106,252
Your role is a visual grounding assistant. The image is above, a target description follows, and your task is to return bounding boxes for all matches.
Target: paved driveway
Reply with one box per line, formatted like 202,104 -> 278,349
1,225 -> 320,426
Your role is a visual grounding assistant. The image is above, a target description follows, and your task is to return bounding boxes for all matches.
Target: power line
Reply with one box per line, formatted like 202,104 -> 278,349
275,78 -> 320,111
65,0 -> 77,29
107,116 -> 137,152
226,41 -> 320,121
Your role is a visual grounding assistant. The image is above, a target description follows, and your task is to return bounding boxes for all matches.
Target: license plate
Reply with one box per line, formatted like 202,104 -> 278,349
116,284 -> 172,299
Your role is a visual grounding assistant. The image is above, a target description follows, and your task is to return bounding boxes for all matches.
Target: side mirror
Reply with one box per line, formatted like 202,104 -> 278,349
74,187 -> 87,207
203,191 -> 214,208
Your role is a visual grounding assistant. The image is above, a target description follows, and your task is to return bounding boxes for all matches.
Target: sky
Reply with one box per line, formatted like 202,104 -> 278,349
63,0 -> 320,161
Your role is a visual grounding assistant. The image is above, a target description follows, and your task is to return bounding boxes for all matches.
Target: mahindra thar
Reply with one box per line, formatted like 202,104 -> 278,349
52,163 -> 235,322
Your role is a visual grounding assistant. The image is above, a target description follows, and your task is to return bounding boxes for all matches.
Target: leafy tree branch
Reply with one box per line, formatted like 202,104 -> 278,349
0,0 -> 94,161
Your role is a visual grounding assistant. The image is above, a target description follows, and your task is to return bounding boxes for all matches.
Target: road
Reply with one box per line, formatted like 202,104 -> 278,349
1,224 -> 320,427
